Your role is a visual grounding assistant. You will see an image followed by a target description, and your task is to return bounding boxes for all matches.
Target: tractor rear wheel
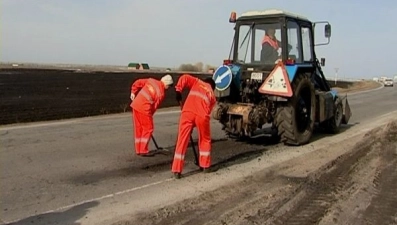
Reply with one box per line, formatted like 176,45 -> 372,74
275,73 -> 316,146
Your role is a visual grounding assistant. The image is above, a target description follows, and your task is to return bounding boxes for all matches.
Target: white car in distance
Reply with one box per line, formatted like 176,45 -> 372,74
384,78 -> 394,87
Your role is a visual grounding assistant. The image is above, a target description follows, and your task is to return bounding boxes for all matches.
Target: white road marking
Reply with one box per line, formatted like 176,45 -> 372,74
2,178 -> 174,224
0,110 -> 181,131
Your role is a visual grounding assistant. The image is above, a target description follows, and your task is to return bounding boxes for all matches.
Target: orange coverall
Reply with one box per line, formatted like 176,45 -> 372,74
172,74 -> 216,174
262,35 -> 279,50
130,78 -> 165,155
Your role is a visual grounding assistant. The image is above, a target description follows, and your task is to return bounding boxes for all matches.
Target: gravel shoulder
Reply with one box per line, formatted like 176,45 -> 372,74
332,80 -> 382,94
57,110 -> 397,225
107,113 -> 397,225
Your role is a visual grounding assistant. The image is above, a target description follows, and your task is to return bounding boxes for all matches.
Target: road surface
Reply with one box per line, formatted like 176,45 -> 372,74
1,85 -> 396,225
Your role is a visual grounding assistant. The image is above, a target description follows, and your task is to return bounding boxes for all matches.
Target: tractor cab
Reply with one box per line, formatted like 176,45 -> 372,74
224,9 -> 331,80
213,9 -> 332,102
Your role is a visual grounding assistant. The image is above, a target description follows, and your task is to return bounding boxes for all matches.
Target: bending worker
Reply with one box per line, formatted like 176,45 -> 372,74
172,74 -> 216,178
130,75 -> 174,156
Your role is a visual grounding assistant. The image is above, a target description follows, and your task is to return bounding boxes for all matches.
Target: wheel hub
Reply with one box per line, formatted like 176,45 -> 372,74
297,98 -> 310,132
335,104 -> 343,125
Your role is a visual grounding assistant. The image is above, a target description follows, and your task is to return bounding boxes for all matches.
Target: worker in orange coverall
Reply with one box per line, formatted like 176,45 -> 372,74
130,75 -> 174,157
172,74 -> 216,178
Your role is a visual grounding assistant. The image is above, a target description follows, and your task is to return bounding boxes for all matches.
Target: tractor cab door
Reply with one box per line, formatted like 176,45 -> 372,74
285,19 -> 327,90
284,19 -> 313,64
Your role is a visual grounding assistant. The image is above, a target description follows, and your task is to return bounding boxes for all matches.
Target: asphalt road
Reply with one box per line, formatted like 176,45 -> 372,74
1,84 -> 396,224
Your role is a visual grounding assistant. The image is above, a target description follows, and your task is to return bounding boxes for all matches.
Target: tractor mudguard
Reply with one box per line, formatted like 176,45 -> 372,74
317,91 -> 335,123
339,94 -> 352,124
285,63 -> 313,83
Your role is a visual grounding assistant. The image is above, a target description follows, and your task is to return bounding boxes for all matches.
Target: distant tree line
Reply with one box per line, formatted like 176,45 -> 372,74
178,62 -> 216,73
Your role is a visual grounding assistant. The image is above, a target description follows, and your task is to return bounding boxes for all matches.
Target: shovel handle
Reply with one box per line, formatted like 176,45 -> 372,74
151,135 -> 161,150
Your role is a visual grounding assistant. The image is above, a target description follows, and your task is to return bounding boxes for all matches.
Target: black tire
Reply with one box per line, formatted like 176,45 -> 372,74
275,73 -> 316,146
324,98 -> 343,134
269,123 -> 281,144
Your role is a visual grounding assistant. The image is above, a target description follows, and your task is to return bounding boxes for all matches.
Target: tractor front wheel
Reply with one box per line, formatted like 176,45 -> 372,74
275,73 -> 316,146
323,98 -> 343,134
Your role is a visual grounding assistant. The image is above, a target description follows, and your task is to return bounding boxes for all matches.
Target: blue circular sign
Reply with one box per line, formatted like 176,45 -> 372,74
212,65 -> 233,91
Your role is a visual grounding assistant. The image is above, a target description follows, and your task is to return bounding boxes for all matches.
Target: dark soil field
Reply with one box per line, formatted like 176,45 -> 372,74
0,68 -> 211,125
0,67 -> 355,125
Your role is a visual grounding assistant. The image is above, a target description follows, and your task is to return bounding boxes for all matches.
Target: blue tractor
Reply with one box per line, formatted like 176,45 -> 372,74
211,9 -> 352,145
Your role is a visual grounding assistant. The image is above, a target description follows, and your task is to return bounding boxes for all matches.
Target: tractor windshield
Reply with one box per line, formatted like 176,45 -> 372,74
235,22 -> 282,65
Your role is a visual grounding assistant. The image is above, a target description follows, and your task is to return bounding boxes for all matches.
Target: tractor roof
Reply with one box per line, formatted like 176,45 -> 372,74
239,9 -> 309,21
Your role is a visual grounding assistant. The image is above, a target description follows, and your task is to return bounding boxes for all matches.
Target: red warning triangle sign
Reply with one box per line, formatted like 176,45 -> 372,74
258,62 -> 293,97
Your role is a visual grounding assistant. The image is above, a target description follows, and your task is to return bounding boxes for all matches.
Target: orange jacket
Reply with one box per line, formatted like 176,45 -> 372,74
175,74 -> 216,119
262,35 -> 279,50
130,78 -> 165,115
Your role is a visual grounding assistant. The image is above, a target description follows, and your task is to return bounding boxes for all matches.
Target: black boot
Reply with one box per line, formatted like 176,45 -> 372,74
173,172 -> 182,179
138,152 -> 155,157
200,167 -> 211,173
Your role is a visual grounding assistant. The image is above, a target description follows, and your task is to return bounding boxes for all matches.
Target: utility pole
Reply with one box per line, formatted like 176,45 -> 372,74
334,68 -> 339,85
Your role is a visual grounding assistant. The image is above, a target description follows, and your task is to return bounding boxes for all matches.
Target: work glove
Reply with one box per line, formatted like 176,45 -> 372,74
175,91 -> 182,103
274,58 -> 282,64
130,93 -> 135,101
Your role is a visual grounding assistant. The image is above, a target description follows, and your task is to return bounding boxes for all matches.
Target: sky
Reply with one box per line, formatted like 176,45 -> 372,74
1,0 -> 397,79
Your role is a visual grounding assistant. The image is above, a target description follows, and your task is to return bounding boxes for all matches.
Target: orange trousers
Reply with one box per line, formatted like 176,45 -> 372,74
132,109 -> 153,154
172,111 -> 212,173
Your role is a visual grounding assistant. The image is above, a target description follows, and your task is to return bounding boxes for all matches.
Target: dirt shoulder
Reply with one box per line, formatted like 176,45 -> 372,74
332,80 -> 382,94
76,111 -> 397,225
111,117 -> 397,225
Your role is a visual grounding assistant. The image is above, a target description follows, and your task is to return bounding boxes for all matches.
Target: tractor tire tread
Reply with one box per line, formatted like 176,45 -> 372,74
275,73 -> 315,146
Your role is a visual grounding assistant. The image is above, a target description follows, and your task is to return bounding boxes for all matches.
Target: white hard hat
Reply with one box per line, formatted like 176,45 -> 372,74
161,74 -> 174,86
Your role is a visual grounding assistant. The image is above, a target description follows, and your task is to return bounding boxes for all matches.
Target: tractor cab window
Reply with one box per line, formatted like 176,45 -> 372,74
237,24 -> 253,63
286,21 -> 302,63
235,22 -> 282,65
301,26 -> 313,62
